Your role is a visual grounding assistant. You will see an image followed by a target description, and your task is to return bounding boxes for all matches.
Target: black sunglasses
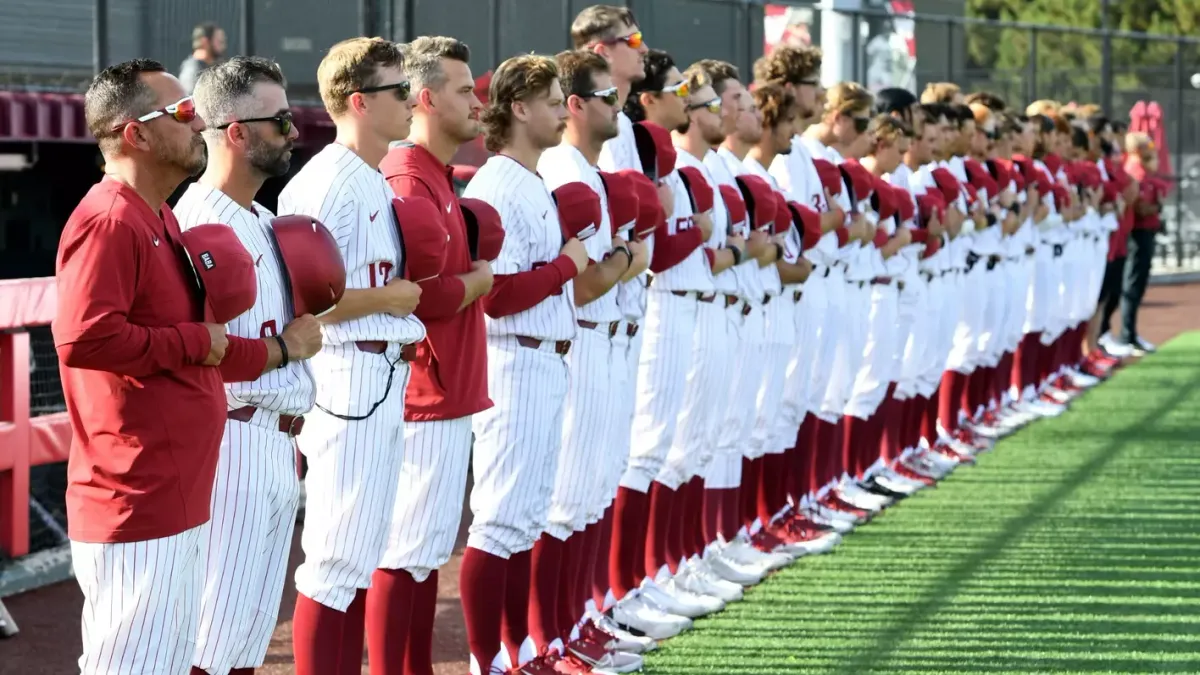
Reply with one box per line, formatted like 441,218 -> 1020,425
579,86 -> 619,107
356,80 -> 412,101
216,111 -> 293,136
853,116 -> 870,134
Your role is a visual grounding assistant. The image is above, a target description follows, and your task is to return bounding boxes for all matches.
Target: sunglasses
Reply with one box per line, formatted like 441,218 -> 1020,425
581,86 -> 619,107
661,81 -> 690,98
795,78 -> 822,87
356,80 -> 411,101
687,97 -> 722,115
852,116 -> 870,134
111,96 -> 196,132
602,31 -> 644,50
216,111 -> 294,136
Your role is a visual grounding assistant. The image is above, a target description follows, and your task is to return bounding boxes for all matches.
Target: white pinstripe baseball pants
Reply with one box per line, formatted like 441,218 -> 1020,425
610,321 -> 641,494
748,297 -> 793,460
846,284 -> 899,420
623,291 -> 699,493
468,336 -> 569,558
379,416 -> 474,581
73,525 -> 205,675
659,297 -> 729,489
549,326 -> 618,540
805,268 -> 839,419
295,343 -> 410,611
193,418 -> 300,674
706,301 -> 764,489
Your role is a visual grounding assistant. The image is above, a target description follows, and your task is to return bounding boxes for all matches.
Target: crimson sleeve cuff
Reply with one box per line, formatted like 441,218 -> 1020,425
177,322 -> 212,365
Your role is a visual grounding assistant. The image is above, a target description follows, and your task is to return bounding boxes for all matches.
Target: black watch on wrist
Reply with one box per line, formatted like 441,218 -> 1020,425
774,242 -> 784,261
274,334 -> 289,369
729,245 -> 744,266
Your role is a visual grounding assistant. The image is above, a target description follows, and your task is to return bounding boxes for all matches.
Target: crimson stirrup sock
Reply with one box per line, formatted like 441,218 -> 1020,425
404,571 -> 438,675
645,482 -> 675,578
609,486 -> 648,600
740,457 -> 760,529
559,532 -> 586,641
292,593 -> 346,675
365,568 -> 419,675
529,536 -> 566,651
591,509 -> 614,609
340,588 -> 368,675
460,547 -> 509,672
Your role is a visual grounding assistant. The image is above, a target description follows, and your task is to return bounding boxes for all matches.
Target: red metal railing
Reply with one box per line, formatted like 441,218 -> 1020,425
0,277 -> 70,558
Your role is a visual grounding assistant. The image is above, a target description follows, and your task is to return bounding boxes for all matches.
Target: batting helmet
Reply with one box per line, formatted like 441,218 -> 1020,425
270,215 -> 347,318
393,197 -> 450,282
460,197 -> 505,262
181,223 -> 258,324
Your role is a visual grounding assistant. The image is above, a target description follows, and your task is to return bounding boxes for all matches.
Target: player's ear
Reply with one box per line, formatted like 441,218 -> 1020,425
510,99 -> 528,123
418,87 -> 435,110
638,91 -> 654,111
123,122 -> 150,151
566,94 -> 585,116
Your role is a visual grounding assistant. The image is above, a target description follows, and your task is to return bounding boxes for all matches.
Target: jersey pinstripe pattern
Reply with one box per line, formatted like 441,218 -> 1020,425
277,143 -> 426,346
537,144 -> 621,322
646,170 -> 714,292
705,148 -> 764,303
463,155 -> 577,341
675,149 -> 737,295
174,184 -> 306,673
740,157 -> 784,297
599,112 -> 651,322
72,525 -> 205,675
771,136 -> 840,265
175,183 -> 316,414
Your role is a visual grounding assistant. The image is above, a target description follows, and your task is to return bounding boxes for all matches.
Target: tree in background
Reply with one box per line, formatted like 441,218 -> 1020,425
965,0 -> 1200,110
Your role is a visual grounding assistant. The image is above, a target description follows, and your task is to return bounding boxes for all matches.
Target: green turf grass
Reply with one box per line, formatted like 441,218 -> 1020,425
642,332 -> 1200,675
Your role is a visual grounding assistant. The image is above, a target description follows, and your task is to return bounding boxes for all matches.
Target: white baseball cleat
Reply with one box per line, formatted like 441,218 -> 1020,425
610,594 -> 691,640
640,578 -> 722,618
722,538 -> 793,571
586,613 -> 658,653
676,561 -> 744,603
705,546 -> 766,585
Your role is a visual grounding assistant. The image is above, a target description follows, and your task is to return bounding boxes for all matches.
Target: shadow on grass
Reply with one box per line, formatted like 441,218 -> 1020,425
830,370 -> 1200,674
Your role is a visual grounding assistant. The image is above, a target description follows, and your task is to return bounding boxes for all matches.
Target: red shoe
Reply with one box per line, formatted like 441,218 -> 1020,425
932,442 -> 975,464
785,513 -> 838,533
891,463 -> 937,486
518,652 -> 569,675
819,493 -> 870,520
750,527 -> 786,552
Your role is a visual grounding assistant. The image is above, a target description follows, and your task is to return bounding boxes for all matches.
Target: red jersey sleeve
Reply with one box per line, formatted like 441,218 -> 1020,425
218,335 -> 269,383
388,175 -> 468,319
53,215 -> 212,377
483,255 -> 579,318
649,223 -> 704,273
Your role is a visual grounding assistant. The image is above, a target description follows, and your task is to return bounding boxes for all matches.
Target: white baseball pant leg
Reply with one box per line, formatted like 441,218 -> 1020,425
73,525 -> 205,675
607,321 -> 639,504
468,337 -> 570,557
809,267 -> 844,422
296,343 -> 410,611
623,291 -> 699,493
549,325 -> 617,540
658,297 -> 727,489
707,301 -> 763,489
845,283 -> 900,420
379,416 -> 474,580
194,418 -> 300,674
749,298 -> 792,460
772,289 -> 808,455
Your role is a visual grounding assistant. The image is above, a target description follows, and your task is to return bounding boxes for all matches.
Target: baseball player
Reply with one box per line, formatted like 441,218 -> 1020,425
275,38 -> 426,675
54,59 -> 269,674
618,49 -> 727,624
372,36 -> 496,675
536,48 -> 656,667
458,54 -> 591,675
175,56 -> 326,675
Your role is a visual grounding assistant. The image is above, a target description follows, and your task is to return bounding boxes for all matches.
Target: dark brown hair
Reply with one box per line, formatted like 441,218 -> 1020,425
481,54 -> 559,152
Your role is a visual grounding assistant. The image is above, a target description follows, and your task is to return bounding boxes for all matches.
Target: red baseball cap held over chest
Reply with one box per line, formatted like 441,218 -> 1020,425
619,169 -> 663,241
269,214 -> 347,318
459,197 -> 505,262
676,166 -> 714,214
735,174 -> 776,232
553,182 -> 603,241
599,171 -> 639,235
719,184 -> 748,235
393,196 -> 450,282
633,121 -> 677,181
180,223 -> 257,323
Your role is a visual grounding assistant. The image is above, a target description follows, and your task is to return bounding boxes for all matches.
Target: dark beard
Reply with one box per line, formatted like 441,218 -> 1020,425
158,134 -> 206,177
247,138 -> 292,177
676,118 -> 690,135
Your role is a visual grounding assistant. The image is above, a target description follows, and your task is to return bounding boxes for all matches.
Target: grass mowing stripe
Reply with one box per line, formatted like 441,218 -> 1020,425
642,332 -> 1200,674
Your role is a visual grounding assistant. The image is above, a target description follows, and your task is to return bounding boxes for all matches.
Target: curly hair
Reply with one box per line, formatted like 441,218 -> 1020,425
824,81 -> 873,118
318,37 -> 405,117
963,90 -> 1007,111
753,83 -> 795,131
690,59 -> 740,95
480,54 -> 559,152
920,82 -> 961,104
624,49 -> 675,123
752,45 -> 821,87
872,114 -> 911,149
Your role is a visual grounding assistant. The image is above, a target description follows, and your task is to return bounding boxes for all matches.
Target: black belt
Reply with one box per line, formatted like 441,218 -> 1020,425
1053,244 -> 1065,257
986,255 -> 1002,271
965,251 -> 981,271
227,405 -> 304,437
626,322 -> 640,338
870,276 -> 892,286
355,341 -> 416,361
669,290 -> 716,303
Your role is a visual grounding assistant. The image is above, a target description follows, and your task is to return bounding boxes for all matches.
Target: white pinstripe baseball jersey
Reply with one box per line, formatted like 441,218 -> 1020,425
741,156 -> 795,291
706,148 -> 765,303
537,144 -> 622,322
675,149 -> 736,295
175,183 -> 316,416
772,136 -> 840,265
463,154 -> 577,340
598,111 -> 639,173
647,169 -> 714,293
276,142 -> 426,346
599,113 -> 652,321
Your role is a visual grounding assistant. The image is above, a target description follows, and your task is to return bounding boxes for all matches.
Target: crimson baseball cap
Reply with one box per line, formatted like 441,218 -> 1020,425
459,197 -> 505,262
600,171 -> 639,236
553,182 -> 603,241
180,223 -> 258,324
393,196 -> 449,282
619,169 -> 663,241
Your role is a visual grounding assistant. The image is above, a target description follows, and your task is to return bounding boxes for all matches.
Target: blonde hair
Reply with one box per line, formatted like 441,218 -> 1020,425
752,45 -> 822,87
920,82 -> 960,104
318,37 -> 405,117
872,114 -> 910,148
825,81 -> 873,117
1025,99 -> 1061,117
480,54 -> 559,152
1125,131 -> 1154,155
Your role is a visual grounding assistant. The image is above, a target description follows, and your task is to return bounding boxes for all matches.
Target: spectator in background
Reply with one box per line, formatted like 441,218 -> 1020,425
1112,132 -> 1165,355
180,23 -> 226,93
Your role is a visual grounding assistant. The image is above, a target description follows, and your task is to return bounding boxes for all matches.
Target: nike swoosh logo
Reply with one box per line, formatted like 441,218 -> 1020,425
370,211 -> 379,222
541,211 -> 548,219
446,202 -> 453,213
152,236 -> 160,247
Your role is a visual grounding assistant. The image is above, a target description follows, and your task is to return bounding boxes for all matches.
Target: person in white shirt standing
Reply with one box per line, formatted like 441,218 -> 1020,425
536,47 -> 653,668
275,37 -> 425,675
177,56 -> 324,675
459,54 -> 591,675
